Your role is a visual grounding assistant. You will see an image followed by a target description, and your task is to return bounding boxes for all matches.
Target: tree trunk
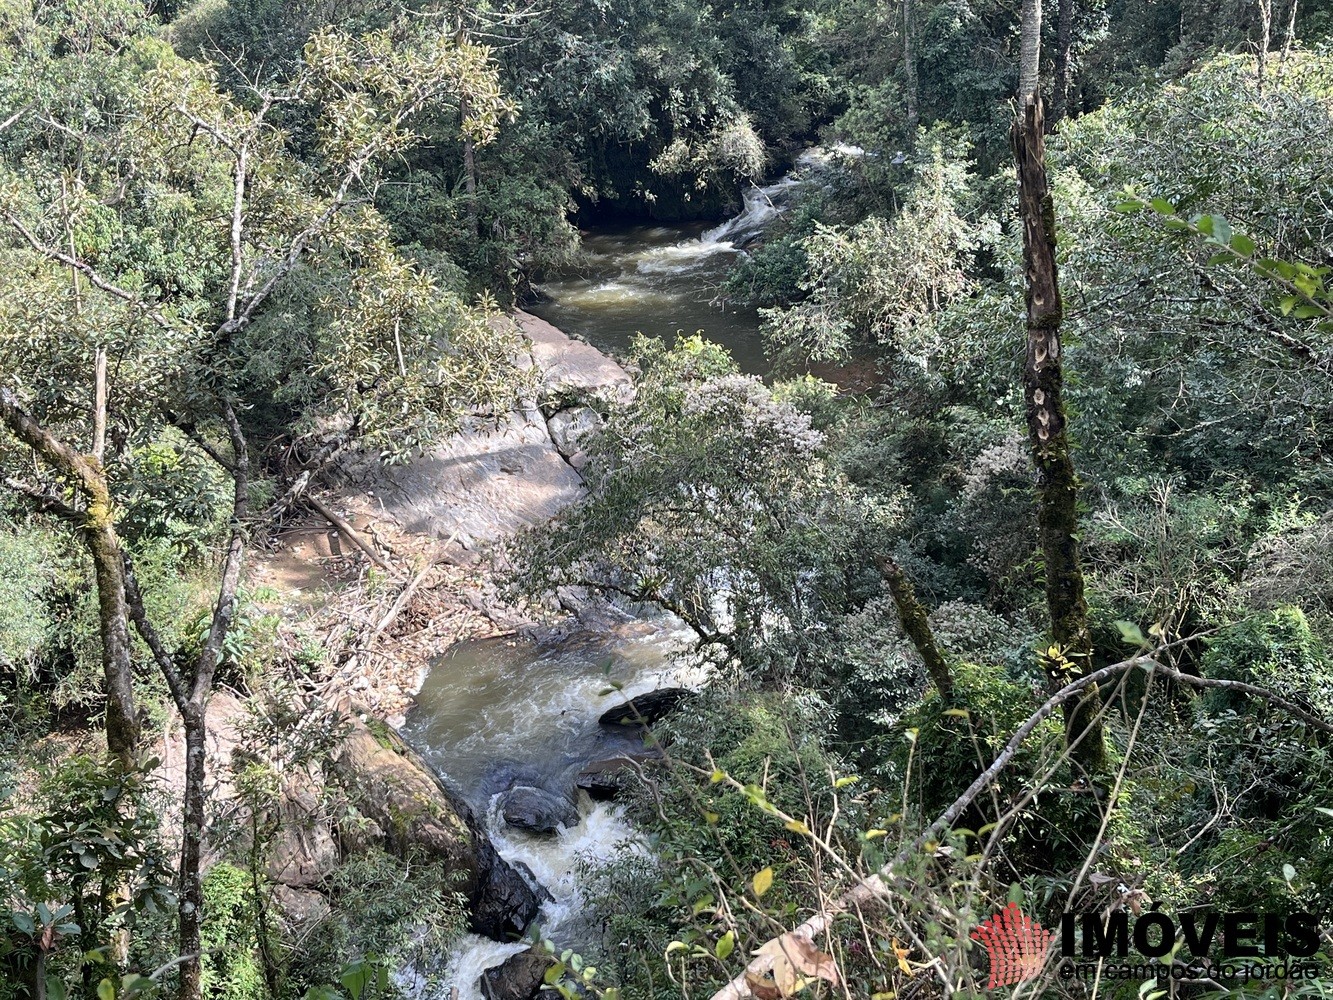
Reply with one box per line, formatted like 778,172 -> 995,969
177,705 -> 207,1000
1018,0 -> 1042,103
1256,0 -> 1273,94
902,0 -> 919,137
874,555 -> 952,699
87,522 -> 141,767
1052,0 -> 1074,122
460,94 -> 479,235
1010,97 -> 1107,777
0,386 -> 140,766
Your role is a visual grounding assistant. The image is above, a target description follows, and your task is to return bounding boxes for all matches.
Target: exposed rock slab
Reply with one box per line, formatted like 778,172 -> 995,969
374,404 -> 585,547
513,310 -> 632,405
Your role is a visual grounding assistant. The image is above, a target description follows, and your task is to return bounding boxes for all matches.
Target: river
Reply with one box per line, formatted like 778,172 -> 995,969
527,221 -> 768,373
400,623 -> 701,999
397,152 -> 840,998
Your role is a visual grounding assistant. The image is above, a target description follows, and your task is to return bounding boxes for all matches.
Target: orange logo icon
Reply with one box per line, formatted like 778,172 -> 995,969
970,902 -> 1053,988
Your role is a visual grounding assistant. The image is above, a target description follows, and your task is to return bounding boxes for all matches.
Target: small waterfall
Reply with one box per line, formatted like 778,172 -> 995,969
439,799 -> 645,1000
701,143 -> 865,247
402,622 -> 702,998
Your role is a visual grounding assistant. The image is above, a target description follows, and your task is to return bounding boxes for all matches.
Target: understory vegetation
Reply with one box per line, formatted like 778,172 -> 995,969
3,0 -> 1333,997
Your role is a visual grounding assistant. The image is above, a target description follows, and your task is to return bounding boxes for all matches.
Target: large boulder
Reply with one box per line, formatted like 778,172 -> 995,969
471,842 -> 550,940
331,715 -> 477,874
498,784 -> 580,834
513,311 -> 633,406
575,747 -> 664,801
330,714 -> 545,940
480,947 -> 552,1000
597,687 -> 692,728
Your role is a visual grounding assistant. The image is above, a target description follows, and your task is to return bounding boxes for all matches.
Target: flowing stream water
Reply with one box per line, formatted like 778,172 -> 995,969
525,147 -> 857,375
397,149 -> 852,997
400,622 -> 701,998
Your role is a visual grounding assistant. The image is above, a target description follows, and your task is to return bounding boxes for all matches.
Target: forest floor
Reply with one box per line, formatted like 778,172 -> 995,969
247,489 -> 509,725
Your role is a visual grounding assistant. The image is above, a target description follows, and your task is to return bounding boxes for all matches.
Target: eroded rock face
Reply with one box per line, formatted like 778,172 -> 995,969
331,714 -> 545,941
331,715 -> 478,875
373,404 -> 585,547
480,947 -> 552,1000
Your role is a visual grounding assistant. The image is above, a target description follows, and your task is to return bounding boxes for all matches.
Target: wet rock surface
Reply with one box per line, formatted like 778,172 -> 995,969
470,839 -> 550,940
498,784 -> 580,834
596,686 -> 692,728
479,946 -> 552,1000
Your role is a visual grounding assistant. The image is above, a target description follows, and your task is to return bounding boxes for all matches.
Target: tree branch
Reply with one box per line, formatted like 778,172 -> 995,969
192,398 -> 250,705
706,652 -> 1331,999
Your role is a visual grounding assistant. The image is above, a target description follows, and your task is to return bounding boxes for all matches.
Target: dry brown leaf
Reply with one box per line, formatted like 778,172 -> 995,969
744,972 -> 784,999
751,931 -> 841,995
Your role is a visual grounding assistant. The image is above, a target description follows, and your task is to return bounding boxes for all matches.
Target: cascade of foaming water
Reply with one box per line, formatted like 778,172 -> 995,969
402,622 -> 700,998
701,144 -> 865,247
438,800 -> 645,1000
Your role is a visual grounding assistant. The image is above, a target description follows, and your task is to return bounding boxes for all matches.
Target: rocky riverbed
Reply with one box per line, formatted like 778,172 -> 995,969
153,311 -> 692,999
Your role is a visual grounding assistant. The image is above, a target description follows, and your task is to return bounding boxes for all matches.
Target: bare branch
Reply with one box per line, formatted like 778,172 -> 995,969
192,398 -> 250,705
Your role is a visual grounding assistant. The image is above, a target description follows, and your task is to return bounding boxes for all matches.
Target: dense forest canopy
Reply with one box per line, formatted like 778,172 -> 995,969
2,0 -> 1333,997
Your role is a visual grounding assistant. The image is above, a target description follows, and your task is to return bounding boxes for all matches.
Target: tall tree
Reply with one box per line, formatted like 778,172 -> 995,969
903,0 -> 919,136
1018,0 -> 1042,101
1053,0 -> 1075,122
0,15 -> 517,998
1010,95 -> 1108,776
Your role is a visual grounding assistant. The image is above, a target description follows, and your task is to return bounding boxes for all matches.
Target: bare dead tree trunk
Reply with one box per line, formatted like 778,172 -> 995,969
874,555 -> 952,699
1256,0 -> 1273,94
1018,0 -> 1042,102
1010,97 -> 1107,777
902,0 -> 919,137
1052,0 -> 1075,122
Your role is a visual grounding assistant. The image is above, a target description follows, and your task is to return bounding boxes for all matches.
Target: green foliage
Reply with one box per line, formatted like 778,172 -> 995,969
287,849 -> 468,998
1203,608 -> 1333,717
760,131 -> 997,365
0,526 -> 61,682
512,335 -> 901,678
0,755 -> 174,999
200,863 -> 267,1000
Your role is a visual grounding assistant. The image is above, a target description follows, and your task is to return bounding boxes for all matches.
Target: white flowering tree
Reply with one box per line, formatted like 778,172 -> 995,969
515,335 -> 901,679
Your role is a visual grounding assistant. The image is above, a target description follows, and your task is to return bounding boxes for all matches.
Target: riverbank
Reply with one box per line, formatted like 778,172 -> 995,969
247,310 -> 635,723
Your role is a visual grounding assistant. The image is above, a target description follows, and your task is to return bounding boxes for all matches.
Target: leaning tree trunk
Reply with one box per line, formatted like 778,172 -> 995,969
0,387 -> 140,766
87,520 -> 141,767
1011,96 -> 1107,777
875,555 -> 952,699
